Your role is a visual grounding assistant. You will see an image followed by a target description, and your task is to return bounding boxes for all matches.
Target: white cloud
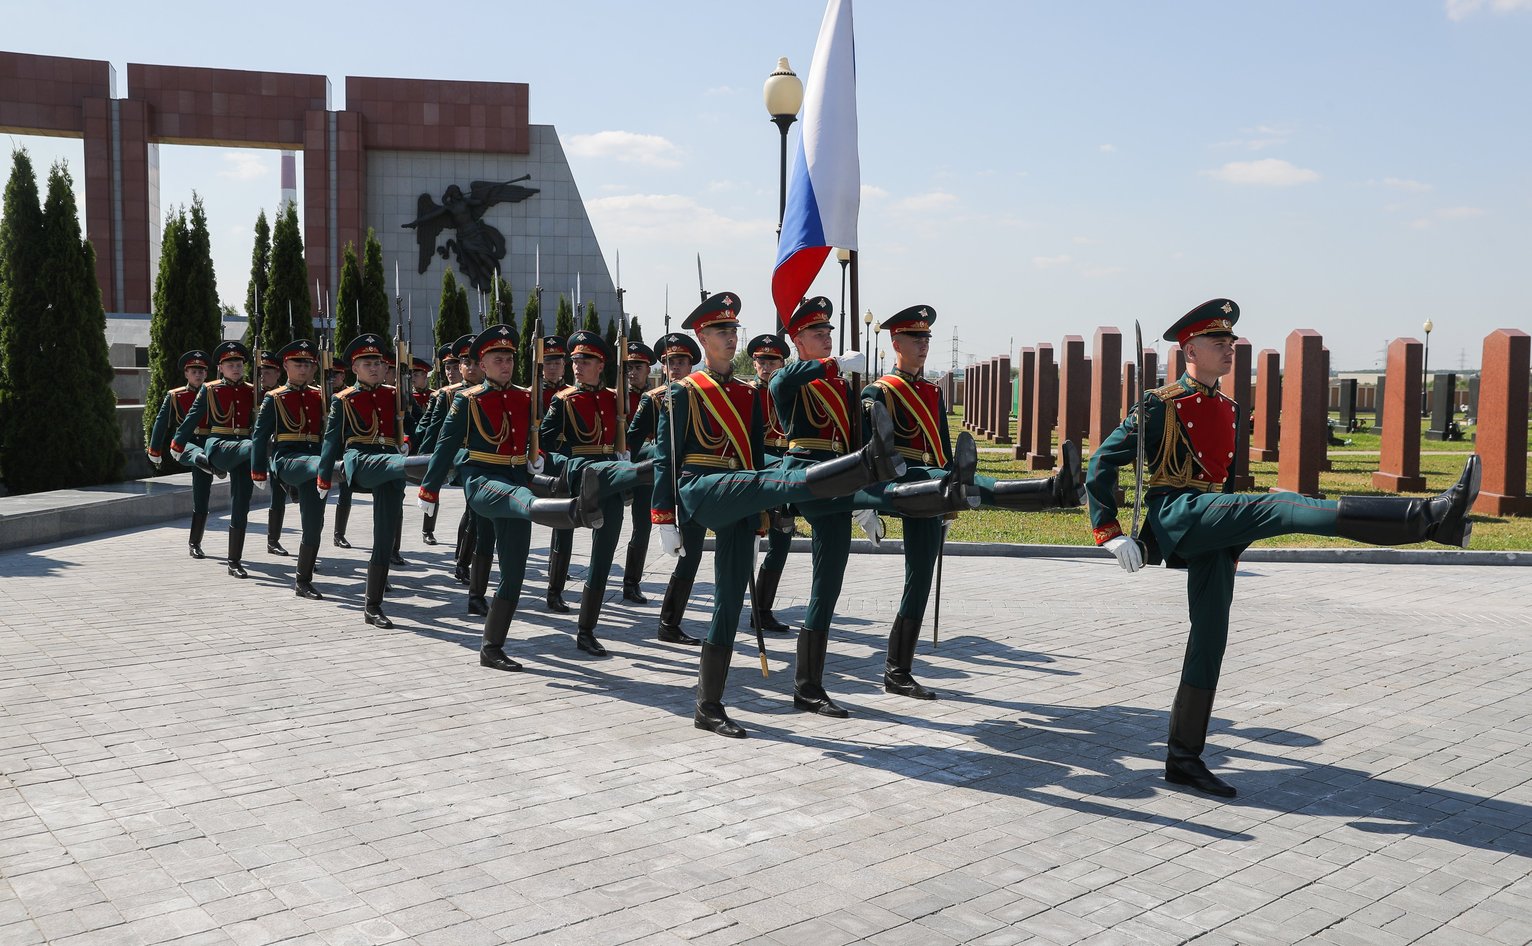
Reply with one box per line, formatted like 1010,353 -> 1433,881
1099,144 -> 1116,153
584,193 -> 767,243
861,184 -> 889,200
565,131 -> 683,169
1032,254 -> 1073,269
1214,122 -> 1294,151
1446,0 -> 1532,20
893,191 -> 957,212
218,153 -> 270,181
1409,218 -> 1433,230
1376,176 -> 1433,193
1438,205 -> 1486,219
1203,158 -> 1320,186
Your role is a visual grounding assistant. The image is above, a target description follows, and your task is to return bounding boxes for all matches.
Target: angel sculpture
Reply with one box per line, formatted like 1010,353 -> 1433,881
403,177 -> 539,292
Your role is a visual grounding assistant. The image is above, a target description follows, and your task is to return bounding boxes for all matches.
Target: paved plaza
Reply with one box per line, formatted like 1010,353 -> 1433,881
3,492 -> 1531,946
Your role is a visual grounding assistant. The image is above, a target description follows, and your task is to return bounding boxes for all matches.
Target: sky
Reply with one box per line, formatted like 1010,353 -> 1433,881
4,0 -> 1530,372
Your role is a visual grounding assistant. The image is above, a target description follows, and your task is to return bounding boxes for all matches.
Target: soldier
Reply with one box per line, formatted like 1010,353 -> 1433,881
745,332 -> 795,632
146,349 -> 216,558
256,349 -> 291,557
540,330 -> 655,656
330,357 -> 356,550
630,332 -> 705,645
251,339 -> 328,598
1089,298 -> 1480,798
316,333 -> 422,628
773,298 -> 976,717
171,341 -> 258,579
861,305 -> 1082,701
417,324 -> 603,670
535,335 -> 578,612
414,335 -> 478,581
621,340 -> 658,604
416,344 -> 459,545
654,292 -> 905,739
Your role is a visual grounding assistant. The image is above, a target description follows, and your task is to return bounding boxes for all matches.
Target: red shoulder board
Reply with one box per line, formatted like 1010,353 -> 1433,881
1174,390 -> 1238,483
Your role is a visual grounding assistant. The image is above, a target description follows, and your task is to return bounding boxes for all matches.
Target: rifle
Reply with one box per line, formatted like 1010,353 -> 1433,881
530,243 -> 544,460
696,253 -> 707,302
394,263 -> 408,450
933,519 -> 948,648
1131,320 -> 1146,557
614,250 -> 628,455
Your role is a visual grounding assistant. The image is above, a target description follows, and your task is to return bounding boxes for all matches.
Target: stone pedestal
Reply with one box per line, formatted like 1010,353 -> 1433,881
1252,349 -> 1281,462
1336,379 -> 1359,432
1319,348 -> 1332,472
1027,343 -> 1057,471
1166,344 -> 1185,384
1473,329 -> 1530,516
1220,338 -> 1255,490
1424,373 -> 1458,441
1120,362 -> 1136,422
1372,338 -> 1426,492
1089,328 -> 1122,454
1277,330 -> 1324,497
993,355 -> 1013,445
1014,348 -> 1035,460
1058,336 -> 1088,450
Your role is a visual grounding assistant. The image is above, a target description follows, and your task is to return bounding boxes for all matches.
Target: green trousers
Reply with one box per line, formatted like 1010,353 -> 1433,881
182,438 -> 253,529
271,452 -> 326,546
461,470 -> 540,602
345,450 -> 406,568
1162,491 -> 1339,690
703,517 -> 758,648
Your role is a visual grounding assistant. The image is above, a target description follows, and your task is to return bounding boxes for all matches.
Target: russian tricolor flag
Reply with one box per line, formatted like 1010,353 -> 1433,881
772,0 -> 859,324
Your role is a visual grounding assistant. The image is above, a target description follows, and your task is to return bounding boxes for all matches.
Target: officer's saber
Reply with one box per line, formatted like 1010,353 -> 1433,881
1131,320 -> 1146,553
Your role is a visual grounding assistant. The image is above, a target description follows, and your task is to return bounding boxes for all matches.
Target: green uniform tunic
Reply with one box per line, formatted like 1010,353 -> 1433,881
1087,372 -> 1340,689
149,385 -> 212,515
753,377 -> 795,575
251,382 -> 327,546
316,382 -> 409,568
173,377 -> 257,529
630,386 -> 705,582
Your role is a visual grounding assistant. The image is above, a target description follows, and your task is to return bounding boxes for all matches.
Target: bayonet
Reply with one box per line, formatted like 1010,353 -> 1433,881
1131,320 -> 1146,555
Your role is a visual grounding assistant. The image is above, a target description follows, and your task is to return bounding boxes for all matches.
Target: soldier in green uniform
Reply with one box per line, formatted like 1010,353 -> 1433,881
1088,298 -> 1481,798
539,330 -> 655,656
620,340 -> 657,604
147,350 -> 216,558
535,336 -> 579,612
415,335 -> 478,584
330,355 -> 356,550
862,305 -> 1083,701
417,344 -> 460,545
630,332 -> 705,645
417,324 -> 603,670
172,341 -> 258,579
251,339 -> 328,598
256,349 -> 291,557
316,333 -> 425,628
653,292 -> 905,739
772,298 -> 978,717
745,332 -> 796,633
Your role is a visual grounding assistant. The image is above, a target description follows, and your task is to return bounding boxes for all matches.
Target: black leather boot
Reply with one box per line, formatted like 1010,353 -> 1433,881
750,567 -> 791,632
804,402 -> 906,498
575,590 -> 608,656
192,453 -> 224,479
630,459 -> 654,486
528,472 -> 567,498
421,507 -> 438,545
794,627 -> 848,718
1336,453 -> 1480,548
454,512 -> 476,584
188,512 -> 207,559
1165,683 -> 1236,798
528,498 -> 581,529
267,502 -> 289,555
332,490 -> 352,548
363,559 -> 393,629
622,542 -> 649,603
884,615 -> 936,699
953,431 -> 978,487
886,475 -> 974,517
389,517 -> 407,567
545,538 -> 572,613
467,553 -> 492,616
294,543 -> 323,599
657,577 -> 701,645
575,472 -> 605,529
227,528 -> 248,579
479,596 -> 522,671
695,642 -> 745,738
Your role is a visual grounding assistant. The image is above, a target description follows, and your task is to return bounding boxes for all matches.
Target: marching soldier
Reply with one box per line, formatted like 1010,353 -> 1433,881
1089,298 -> 1480,798
416,343 -> 460,545
417,324 -> 603,671
772,298 -> 974,717
620,340 -> 657,604
316,333 -> 422,628
861,305 -> 1083,701
415,334 -> 478,581
171,341 -> 258,579
539,330 -> 655,656
536,335 -> 579,612
329,358 -> 356,550
257,349 -> 291,556
653,292 -> 905,739
745,332 -> 795,632
250,339 -> 328,598
146,349 -> 215,558
630,332 -> 705,645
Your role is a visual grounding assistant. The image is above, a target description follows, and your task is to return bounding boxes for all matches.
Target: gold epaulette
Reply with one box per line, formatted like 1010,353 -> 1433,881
334,385 -> 357,398
1148,381 -> 1188,401
170,385 -> 189,395
553,385 -> 579,400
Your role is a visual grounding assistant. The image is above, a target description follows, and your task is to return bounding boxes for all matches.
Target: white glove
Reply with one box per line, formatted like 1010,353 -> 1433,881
615,450 -> 631,462
1103,535 -> 1144,573
659,524 -> 685,558
855,507 -> 884,547
316,484 -> 330,501
149,453 -> 162,469
835,351 -> 867,375
417,496 -> 437,517
398,442 -> 410,455
253,476 -> 268,492
527,453 -> 545,475
170,446 -> 186,463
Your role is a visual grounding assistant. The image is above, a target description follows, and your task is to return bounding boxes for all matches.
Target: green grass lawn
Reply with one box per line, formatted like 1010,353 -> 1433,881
868,407 -> 1532,550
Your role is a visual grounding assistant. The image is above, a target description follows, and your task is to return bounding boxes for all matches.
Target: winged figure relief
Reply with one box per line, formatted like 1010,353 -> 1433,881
403,177 -> 539,292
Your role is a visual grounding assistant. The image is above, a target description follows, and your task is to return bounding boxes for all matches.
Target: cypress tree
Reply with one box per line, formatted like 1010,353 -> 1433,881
244,210 -> 270,330
554,294 -> 575,339
454,285 -> 472,338
493,274 -> 514,326
628,316 -> 644,346
264,202 -> 311,350
185,196 -> 221,346
334,241 -> 362,345
36,162 -> 120,488
602,309 -> 618,388
516,290 -> 540,385
360,228 -> 391,338
0,149 -> 48,490
143,208 -> 186,446
433,267 -> 470,352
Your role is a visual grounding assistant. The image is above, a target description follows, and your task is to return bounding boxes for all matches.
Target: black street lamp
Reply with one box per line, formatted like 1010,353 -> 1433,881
763,58 -> 804,234
836,248 -> 851,354
1421,318 -> 1434,416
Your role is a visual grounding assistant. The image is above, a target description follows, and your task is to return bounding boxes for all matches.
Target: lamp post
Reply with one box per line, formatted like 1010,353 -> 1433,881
1421,318 -> 1434,417
836,248 -> 851,354
863,308 -> 874,372
763,58 -> 804,234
